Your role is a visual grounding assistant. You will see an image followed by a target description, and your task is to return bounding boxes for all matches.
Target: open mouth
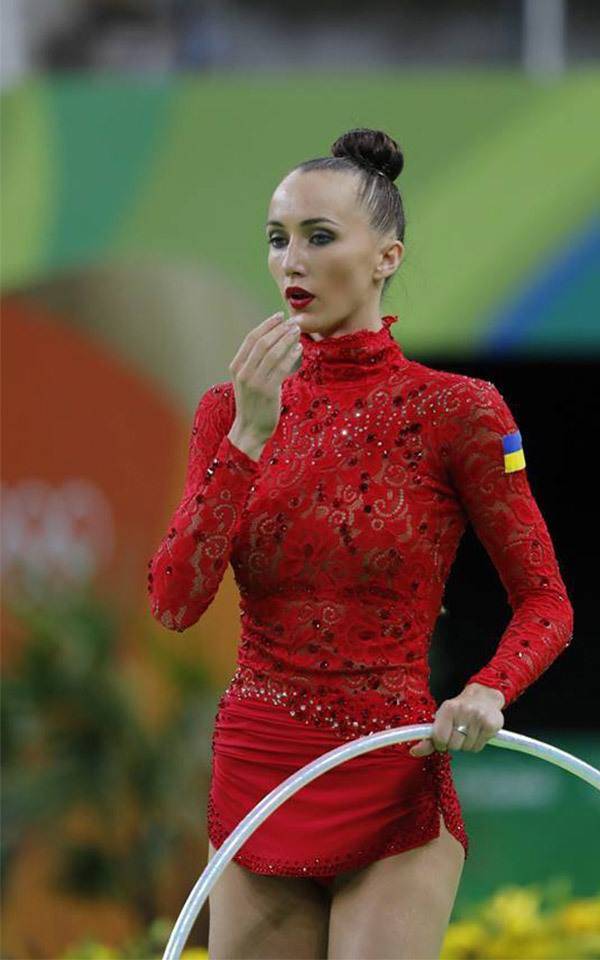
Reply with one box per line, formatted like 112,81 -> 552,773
287,292 -> 315,308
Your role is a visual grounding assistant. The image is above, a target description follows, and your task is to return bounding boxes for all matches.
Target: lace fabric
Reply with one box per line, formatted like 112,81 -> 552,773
148,313 -> 573,871
148,314 -> 572,714
147,391 -> 259,632
433,376 -> 574,706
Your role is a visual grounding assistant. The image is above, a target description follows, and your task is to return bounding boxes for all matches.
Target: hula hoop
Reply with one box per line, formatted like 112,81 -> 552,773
162,722 -> 600,960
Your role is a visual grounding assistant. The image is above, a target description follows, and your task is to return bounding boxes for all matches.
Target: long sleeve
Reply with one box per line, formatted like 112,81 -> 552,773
147,382 -> 260,632
441,377 -> 574,708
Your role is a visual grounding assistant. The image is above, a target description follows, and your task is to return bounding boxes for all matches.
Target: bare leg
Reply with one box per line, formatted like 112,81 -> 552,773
207,839 -> 331,959
327,813 -> 465,959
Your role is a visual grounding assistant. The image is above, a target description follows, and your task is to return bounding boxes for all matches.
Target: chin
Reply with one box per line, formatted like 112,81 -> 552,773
304,316 -> 344,333
290,315 -> 313,330
286,300 -> 323,326
296,320 -> 323,337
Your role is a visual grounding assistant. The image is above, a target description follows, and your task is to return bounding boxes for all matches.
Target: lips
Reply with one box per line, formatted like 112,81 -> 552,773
286,286 -> 315,309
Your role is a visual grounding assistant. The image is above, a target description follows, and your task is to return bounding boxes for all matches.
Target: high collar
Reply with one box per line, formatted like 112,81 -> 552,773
296,315 -> 408,385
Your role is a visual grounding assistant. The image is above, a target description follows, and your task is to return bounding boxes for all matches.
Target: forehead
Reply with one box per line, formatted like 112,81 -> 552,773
268,169 -> 363,226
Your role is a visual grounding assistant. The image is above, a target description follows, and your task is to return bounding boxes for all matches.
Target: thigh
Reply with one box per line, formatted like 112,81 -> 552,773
207,839 -> 331,960
327,813 -> 465,960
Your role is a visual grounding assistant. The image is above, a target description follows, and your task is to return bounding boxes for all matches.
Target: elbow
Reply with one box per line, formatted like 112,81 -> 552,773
146,545 -> 222,632
552,576 -> 574,650
147,571 -> 208,632
510,580 -> 574,654
147,555 -> 207,632
149,590 -> 205,632
541,586 -> 574,655
560,593 -> 575,652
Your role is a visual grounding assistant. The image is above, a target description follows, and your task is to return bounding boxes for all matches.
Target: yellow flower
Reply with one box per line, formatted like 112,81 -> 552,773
181,950 -> 209,960
438,885 -> 600,960
480,885 -> 545,937
440,920 -> 487,959
557,897 -> 600,934
484,933 -> 560,959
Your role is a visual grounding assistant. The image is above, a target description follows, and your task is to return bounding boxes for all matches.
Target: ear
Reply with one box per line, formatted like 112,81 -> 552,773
375,239 -> 404,281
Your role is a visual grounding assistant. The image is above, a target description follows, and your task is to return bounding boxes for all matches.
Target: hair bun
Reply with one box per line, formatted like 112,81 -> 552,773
331,128 -> 404,182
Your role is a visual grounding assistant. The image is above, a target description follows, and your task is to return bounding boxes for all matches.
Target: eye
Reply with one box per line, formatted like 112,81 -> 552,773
267,232 -> 333,247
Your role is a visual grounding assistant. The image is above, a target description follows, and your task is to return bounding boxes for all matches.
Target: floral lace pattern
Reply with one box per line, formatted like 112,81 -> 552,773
430,376 -> 574,706
147,387 -> 259,631
148,313 -> 573,874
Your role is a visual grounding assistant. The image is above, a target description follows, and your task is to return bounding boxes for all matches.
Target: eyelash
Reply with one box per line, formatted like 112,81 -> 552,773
267,232 -> 333,248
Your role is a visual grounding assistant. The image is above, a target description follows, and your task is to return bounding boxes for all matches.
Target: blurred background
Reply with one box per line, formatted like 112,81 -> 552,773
1,1 -> 599,958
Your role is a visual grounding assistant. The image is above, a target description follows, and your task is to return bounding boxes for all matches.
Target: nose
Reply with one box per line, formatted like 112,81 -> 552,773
281,236 -> 307,279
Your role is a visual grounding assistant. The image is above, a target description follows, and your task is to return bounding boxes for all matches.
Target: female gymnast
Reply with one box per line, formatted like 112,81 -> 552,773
148,127 -> 574,959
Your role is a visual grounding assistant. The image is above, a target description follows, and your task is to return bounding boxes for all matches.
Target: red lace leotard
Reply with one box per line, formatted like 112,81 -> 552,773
147,315 -> 574,882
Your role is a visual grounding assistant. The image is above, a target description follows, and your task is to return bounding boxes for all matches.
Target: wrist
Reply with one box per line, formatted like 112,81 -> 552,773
227,422 -> 267,463
463,682 -> 506,710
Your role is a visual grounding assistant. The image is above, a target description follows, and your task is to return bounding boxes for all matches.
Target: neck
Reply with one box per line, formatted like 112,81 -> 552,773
303,312 -> 388,342
296,315 -> 408,386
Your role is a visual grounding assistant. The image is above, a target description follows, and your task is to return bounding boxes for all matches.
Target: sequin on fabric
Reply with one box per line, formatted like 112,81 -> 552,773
148,314 -> 573,878
205,756 -> 469,878
205,692 -> 469,878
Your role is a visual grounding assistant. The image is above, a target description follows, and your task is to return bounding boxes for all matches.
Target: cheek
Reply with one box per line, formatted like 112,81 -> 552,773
267,252 -> 280,278
327,250 -> 366,290
324,244 -> 354,274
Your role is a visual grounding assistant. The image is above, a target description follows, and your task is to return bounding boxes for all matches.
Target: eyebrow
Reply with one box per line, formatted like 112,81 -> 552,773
266,217 -> 339,228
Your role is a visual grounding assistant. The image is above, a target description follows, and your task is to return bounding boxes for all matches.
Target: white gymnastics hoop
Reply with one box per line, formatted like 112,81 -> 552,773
162,723 -> 600,960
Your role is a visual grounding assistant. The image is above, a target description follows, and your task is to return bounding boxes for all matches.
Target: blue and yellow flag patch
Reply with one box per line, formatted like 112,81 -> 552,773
502,431 -> 526,473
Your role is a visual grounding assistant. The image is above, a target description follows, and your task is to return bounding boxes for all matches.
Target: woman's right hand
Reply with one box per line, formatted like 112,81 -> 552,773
228,311 -> 303,445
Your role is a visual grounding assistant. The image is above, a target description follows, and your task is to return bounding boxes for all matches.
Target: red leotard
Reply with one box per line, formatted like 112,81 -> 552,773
147,315 -> 574,885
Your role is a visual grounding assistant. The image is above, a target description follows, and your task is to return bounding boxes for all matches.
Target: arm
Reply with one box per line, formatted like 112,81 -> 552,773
441,377 -> 574,708
147,383 -> 260,632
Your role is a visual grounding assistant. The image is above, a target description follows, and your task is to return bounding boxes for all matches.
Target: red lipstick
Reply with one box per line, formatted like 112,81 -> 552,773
285,286 -> 316,310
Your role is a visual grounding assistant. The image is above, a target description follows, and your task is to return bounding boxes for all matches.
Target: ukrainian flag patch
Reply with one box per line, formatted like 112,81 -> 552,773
502,431 -> 526,473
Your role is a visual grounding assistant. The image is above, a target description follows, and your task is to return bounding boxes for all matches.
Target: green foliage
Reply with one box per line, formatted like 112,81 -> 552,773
2,584 -> 219,929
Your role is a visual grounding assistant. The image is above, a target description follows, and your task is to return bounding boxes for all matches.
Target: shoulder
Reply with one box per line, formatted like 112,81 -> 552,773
405,358 -> 492,397
404,360 -> 515,431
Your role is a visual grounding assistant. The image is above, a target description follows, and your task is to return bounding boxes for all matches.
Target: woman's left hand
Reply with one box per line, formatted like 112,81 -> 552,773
409,683 -> 506,756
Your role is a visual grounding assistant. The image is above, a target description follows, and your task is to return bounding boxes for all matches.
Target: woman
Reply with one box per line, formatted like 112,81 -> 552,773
148,128 -> 574,959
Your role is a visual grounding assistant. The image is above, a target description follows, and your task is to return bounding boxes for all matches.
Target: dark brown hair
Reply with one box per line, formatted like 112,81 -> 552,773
290,128 -> 406,296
